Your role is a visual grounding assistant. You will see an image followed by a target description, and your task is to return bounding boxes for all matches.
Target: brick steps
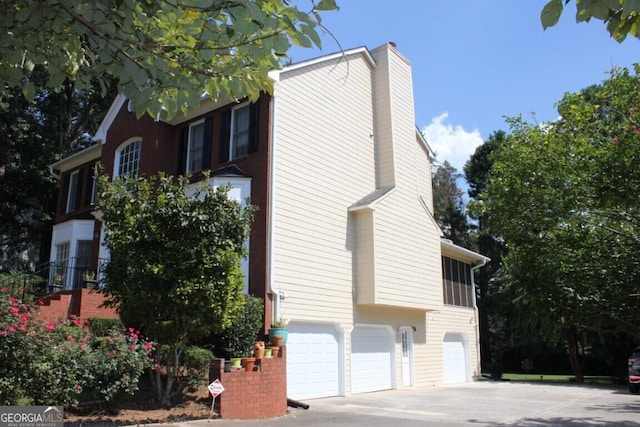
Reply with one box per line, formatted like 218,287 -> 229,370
38,289 -> 118,322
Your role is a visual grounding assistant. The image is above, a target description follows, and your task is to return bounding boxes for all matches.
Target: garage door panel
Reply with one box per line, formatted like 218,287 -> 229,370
351,326 -> 393,394
287,323 -> 340,400
443,334 -> 467,384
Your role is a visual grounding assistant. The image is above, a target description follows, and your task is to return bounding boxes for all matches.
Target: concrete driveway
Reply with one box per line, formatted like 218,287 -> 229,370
160,381 -> 640,427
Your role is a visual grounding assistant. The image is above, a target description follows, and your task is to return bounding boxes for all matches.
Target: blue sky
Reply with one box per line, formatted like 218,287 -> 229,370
289,0 -> 639,173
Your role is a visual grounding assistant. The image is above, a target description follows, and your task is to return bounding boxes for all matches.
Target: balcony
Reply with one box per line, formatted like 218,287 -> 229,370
0,258 -> 108,301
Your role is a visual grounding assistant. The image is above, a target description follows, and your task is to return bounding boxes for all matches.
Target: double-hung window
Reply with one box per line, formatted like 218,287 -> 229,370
218,102 -> 259,163
231,104 -> 250,159
187,121 -> 205,173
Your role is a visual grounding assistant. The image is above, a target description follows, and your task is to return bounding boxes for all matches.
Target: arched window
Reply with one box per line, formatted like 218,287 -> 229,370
114,138 -> 141,177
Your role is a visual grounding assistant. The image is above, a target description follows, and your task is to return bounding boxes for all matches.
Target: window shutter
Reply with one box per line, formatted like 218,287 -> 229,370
202,117 -> 213,170
75,169 -> 84,210
84,165 -> 94,205
177,126 -> 188,175
60,174 -> 70,214
218,110 -> 231,163
248,101 -> 260,153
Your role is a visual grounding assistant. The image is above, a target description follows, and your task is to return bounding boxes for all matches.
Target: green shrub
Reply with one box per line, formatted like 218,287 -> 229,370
88,317 -> 123,336
214,295 -> 263,359
181,346 -> 213,387
0,287 -> 153,406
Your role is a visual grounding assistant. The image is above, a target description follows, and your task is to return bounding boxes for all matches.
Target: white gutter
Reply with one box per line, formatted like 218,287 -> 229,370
49,164 -> 60,180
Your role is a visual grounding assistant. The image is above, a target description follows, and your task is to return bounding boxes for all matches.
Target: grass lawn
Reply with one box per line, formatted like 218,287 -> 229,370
484,373 -> 618,385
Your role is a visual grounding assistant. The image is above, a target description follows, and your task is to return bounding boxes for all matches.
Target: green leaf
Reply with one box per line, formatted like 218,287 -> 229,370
15,7 -> 31,22
589,0 -> 614,20
541,0 -> 564,29
300,23 -> 322,48
622,0 -> 640,17
21,81 -> 35,102
315,0 -> 339,11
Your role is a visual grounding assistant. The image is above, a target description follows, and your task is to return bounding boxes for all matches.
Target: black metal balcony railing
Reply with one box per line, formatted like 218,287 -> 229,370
0,258 -> 108,301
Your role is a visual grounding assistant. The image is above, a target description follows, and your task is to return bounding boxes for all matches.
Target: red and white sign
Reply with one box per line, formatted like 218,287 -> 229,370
208,379 -> 225,397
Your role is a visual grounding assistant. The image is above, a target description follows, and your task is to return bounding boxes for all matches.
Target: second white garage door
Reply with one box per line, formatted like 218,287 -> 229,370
350,325 -> 394,394
443,333 -> 467,384
286,322 -> 340,400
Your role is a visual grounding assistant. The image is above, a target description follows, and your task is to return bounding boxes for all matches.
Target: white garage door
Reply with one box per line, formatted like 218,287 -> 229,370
286,322 -> 340,400
351,326 -> 394,394
443,333 -> 467,384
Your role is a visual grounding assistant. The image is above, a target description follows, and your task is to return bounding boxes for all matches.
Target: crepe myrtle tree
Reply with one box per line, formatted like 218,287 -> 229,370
97,172 -> 254,407
2,0 -> 339,119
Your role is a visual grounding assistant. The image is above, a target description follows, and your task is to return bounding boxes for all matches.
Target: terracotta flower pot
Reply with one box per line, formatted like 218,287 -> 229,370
268,328 -> 288,346
271,335 -> 283,348
253,341 -> 265,359
270,346 -> 280,358
241,357 -> 256,372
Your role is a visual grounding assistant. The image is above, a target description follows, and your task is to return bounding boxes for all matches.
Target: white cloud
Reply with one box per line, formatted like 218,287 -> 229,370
421,112 -> 484,173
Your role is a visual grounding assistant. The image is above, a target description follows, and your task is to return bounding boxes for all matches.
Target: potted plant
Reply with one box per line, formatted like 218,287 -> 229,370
214,295 -> 263,370
82,271 -> 97,289
268,317 -> 289,346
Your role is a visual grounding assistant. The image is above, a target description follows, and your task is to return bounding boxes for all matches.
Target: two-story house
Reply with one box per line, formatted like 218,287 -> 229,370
47,42 -> 488,399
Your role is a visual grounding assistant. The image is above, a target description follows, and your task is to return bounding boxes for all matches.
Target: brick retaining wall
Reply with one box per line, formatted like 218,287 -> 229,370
208,347 -> 287,419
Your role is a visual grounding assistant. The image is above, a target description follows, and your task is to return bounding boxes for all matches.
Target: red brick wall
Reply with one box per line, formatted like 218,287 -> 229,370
74,289 -> 119,319
208,347 -> 287,419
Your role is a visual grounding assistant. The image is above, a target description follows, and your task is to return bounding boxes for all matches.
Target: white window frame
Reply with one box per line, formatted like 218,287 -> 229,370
187,120 -> 205,173
230,103 -> 250,160
55,241 -> 70,289
66,171 -> 80,213
114,138 -> 142,178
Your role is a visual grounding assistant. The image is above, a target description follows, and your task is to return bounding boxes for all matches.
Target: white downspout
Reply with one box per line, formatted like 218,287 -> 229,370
471,257 -> 489,379
267,93 -> 282,323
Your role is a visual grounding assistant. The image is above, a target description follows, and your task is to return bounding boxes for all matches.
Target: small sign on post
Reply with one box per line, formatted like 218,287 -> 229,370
208,379 -> 225,414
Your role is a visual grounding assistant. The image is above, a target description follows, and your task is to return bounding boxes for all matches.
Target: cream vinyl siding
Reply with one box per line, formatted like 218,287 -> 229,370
427,306 -> 481,384
354,44 -> 442,310
272,52 -> 376,325
416,138 -> 435,210
371,46 -> 395,188
353,210 -> 375,304
372,197 -> 442,309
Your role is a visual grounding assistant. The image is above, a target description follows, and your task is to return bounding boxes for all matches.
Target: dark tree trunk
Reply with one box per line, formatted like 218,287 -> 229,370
567,331 -> 584,383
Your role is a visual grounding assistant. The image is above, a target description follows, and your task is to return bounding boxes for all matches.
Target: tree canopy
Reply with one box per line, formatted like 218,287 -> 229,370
432,161 -> 469,248
0,70 -> 116,269
464,131 -> 508,370
542,0 -> 640,42
476,66 -> 640,380
2,0 -> 339,119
